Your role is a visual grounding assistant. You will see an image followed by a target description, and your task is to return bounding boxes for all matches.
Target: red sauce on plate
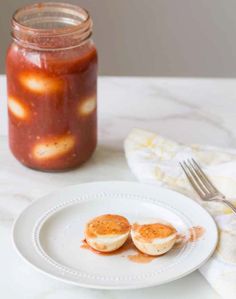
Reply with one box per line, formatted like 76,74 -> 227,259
81,238 -> 162,264
81,225 -> 206,264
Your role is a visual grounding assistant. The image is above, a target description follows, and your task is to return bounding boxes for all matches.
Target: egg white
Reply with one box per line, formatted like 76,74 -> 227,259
131,219 -> 177,256
86,231 -> 129,252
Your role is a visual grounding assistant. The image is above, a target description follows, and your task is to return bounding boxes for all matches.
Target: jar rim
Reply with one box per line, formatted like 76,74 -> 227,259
11,2 -> 93,50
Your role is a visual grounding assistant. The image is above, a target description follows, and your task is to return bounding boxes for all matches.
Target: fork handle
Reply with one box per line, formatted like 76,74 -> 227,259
222,199 -> 236,215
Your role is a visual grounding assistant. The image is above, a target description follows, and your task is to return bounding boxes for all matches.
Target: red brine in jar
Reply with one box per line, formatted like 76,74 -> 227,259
6,3 -> 98,171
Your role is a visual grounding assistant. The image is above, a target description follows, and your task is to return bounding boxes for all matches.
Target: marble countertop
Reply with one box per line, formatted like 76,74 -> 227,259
1,75 -> 234,298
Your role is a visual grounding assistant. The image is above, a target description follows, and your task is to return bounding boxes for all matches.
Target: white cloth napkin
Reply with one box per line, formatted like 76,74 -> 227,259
124,128 -> 236,299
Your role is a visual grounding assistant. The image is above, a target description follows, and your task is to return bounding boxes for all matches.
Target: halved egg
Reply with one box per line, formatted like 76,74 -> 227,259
131,219 -> 177,256
85,214 -> 130,252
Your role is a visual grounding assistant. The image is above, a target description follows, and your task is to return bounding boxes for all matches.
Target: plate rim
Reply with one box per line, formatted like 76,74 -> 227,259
12,181 -> 218,290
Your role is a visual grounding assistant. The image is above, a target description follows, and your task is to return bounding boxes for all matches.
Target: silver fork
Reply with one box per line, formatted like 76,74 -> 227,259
180,158 -> 236,215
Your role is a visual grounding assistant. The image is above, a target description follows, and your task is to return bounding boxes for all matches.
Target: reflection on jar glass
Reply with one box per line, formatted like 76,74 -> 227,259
6,2 -> 98,171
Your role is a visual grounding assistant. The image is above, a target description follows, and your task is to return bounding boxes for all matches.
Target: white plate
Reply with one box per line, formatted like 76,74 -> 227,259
13,181 -> 218,289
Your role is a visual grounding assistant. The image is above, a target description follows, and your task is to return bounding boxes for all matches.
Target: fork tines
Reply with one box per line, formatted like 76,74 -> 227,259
179,158 -> 219,198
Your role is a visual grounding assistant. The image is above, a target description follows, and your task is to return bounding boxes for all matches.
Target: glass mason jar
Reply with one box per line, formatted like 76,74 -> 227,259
6,2 -> 98,171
